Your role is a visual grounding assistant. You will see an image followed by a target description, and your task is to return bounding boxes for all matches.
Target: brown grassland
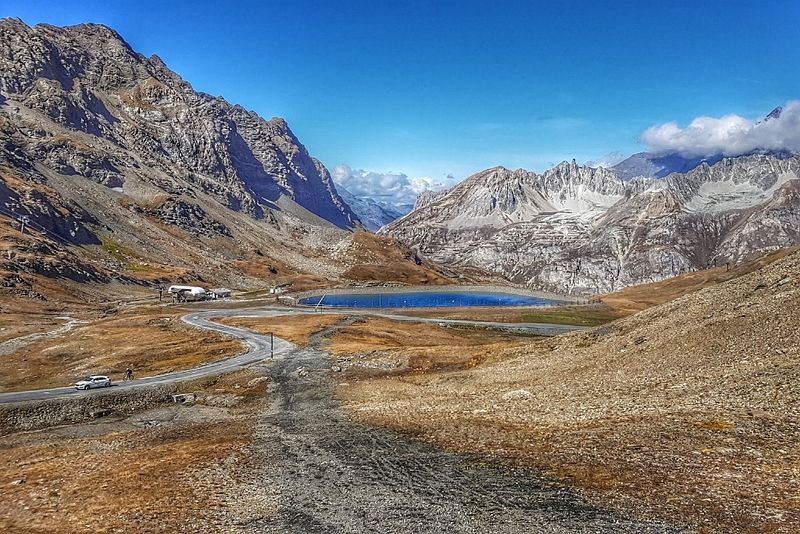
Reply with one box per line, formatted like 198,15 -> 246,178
0,305 -> 241,392
214,313 -> 344,346
331,250 -> 800,531
0,370 -> 271,533
327,317 -> 532,378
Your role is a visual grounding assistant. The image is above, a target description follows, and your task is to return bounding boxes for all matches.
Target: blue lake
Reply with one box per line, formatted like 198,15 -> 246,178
298,291 -> 561,309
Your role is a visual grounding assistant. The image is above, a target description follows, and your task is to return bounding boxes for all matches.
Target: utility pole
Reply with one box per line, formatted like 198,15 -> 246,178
270,332 -> 274,359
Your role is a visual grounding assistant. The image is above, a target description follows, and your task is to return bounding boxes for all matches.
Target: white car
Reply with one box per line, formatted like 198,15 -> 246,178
74,375 -> 112,390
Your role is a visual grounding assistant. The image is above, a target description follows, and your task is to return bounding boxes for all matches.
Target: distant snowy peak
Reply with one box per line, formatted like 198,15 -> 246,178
337,186 -> 403,232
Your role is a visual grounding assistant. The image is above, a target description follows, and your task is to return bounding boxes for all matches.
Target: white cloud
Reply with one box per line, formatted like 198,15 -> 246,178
640,100 -> 800,157
332,165 -> 450,210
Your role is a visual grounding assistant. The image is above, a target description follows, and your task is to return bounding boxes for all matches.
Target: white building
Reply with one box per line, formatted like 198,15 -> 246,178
167,285 -> 207,301
208,288 -> 232,300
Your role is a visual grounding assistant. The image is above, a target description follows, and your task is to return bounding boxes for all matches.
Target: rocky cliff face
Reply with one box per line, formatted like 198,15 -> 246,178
383,154 -> 800,294
0,19 -> 379,295
0,18 -> 358,230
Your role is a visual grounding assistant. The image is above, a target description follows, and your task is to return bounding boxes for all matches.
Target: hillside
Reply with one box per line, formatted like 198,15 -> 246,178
337,248 -> 800,530
0,19 -> 456,302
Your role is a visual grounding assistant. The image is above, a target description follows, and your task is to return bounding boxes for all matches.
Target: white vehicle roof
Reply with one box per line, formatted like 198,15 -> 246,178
167,285 -> 206,293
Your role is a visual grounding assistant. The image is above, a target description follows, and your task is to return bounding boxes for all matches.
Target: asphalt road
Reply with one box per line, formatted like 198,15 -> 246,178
0,306 -> 584,404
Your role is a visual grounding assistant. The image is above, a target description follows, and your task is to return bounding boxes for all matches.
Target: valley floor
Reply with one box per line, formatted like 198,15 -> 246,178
1,248 -> 798,531
0,314 -> 673,533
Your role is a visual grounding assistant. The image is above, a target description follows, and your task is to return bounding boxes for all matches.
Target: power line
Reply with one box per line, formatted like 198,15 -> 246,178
0,205 -> 82,247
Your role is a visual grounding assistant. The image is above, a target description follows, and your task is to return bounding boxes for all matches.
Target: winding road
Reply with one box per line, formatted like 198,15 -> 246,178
0,304 -> 679,531
0,305 -> 583,404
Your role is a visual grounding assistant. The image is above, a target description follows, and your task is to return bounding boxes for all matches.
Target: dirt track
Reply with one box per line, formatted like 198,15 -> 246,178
243,318 -> 678,532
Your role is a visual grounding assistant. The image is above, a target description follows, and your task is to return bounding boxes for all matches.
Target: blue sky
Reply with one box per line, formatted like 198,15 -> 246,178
4,0 -> 800,191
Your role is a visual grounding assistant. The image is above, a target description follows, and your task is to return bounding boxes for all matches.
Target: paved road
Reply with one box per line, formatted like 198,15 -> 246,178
0,306 -> 584,404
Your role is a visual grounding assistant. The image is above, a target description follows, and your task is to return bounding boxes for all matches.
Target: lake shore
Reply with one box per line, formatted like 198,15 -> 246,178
291,284 -> 587,307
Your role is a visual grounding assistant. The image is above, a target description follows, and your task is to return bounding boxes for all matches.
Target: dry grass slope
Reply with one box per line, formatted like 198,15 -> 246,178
0,306 -> 241,392
337,250 -> 800,531
215,314 -> 344,347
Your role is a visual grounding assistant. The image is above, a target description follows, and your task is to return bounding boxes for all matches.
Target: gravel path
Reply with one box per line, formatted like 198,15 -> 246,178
0,316 -> 79,357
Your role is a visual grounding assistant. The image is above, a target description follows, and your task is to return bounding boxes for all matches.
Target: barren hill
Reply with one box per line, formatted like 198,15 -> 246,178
339,248 -> 800,530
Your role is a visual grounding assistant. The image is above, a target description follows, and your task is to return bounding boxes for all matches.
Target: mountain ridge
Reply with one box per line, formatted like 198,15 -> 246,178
0,18 -> 358,229
0,19 -> 465,300
383,152 -> 800,294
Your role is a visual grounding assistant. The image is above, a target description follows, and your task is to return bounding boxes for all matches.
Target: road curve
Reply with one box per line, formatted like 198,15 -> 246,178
0,306 -> 584,404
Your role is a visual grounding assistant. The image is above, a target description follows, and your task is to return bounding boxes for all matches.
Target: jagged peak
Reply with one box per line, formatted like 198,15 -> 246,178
37,21 -> 137,54
0,17 -> 29,30
268,116 -> 290,129
765,106 -> 783,121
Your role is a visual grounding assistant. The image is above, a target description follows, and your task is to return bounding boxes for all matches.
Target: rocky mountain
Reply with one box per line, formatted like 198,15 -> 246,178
336,185 -> 403,231
0,19 -> 358,228
612,151 -> 724,180
382,154 -> 800,294
609,108 -> 788,180
0,19 -> 455,299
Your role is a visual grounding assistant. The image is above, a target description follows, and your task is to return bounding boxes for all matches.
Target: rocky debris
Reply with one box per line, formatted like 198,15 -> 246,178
384,154 -> 800,294
0,169 -> 100,246
246,376 -> 269,388
0,382 -> 181,433
1,234 -> 108,285
501,389 -> 532,401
